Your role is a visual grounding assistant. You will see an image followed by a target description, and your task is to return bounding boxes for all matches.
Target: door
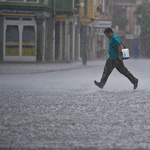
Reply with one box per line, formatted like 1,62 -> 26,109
22,25 -> 36,57
4,17 -> 36,61
5,25 -> 19,57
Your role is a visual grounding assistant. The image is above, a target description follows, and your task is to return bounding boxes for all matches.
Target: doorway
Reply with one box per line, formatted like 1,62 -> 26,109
4,17 -> 37,61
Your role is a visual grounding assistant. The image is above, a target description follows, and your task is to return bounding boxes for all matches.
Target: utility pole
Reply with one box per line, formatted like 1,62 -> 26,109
82,0 -> 88,65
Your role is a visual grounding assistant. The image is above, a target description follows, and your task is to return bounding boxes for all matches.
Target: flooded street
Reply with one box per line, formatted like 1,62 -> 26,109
0,59 -> 150,150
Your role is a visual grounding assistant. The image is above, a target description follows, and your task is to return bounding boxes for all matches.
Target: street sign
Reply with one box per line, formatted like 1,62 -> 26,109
94,21 -> 111,28
81,16 -> 91,25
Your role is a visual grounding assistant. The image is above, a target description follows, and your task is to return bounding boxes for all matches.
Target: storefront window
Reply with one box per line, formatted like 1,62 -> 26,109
5,25 -> 19,56
22,26 -> 35,56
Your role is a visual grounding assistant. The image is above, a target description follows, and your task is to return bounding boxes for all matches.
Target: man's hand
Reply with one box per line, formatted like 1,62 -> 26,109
118,57 -> 123,62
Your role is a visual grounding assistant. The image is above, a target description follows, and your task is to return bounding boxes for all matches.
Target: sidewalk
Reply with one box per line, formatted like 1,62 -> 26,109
0,60 -> 104,74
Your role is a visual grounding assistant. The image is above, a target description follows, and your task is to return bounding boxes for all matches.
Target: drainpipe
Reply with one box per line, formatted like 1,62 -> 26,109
82,0 -> 88,65
72,0 -> 75,60
42,20 -> 45,62
72,23 -> 75,60
68,23 -> 70,62
78,0 -> 81,60
60,22 -> 63,61
73,0 -> 74,8
53,0 -> 56,61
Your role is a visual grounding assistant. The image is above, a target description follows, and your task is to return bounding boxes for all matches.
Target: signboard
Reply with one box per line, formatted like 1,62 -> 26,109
81,16 -> 91,25
1,9 -> 34,16
56,15 -> 67,21
125,34 -> 134,39
94,21 -> 111,28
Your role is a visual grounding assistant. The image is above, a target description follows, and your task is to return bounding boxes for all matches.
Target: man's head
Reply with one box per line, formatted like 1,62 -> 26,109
104,28 -> 114,38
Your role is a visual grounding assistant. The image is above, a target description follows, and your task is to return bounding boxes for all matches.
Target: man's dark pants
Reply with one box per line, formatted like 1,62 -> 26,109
100,58 -> 137,87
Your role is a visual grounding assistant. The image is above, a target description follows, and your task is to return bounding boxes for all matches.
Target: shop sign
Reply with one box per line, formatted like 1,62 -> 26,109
94,21 -> 111,28
0,9 -> 34,16
81,16 -> 91,26
56,15 -> 67,21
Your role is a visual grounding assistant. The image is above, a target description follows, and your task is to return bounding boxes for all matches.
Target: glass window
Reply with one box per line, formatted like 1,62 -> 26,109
22,26 -> 36,56
23,26 -> 35,43
5,25 -> 19,56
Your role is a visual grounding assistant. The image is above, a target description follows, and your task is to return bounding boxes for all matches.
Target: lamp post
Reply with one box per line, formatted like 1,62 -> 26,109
82,0 -> 88,65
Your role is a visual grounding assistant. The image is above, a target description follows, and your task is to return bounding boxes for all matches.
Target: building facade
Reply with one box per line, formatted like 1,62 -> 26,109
54,0 -> 80,62
0,0 -> 80,62
0,0 -> 54,62
0,0 -> 137,62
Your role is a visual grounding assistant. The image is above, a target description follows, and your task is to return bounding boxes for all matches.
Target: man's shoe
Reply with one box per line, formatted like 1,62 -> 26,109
133,79 -> 138,90
94,80 -> 103,89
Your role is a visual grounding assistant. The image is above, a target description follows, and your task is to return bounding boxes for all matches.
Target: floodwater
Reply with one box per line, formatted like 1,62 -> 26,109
0,59 -> 150,150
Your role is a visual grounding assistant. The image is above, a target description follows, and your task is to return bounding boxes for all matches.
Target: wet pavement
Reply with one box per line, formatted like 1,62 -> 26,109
0,59 -> 150,150
0,60 -> 100,74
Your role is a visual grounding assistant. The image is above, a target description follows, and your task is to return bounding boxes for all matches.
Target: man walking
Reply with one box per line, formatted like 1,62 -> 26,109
94,28 -> 138,89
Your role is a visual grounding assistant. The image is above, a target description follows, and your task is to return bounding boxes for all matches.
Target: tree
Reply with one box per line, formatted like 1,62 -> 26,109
135,3 -> 150,57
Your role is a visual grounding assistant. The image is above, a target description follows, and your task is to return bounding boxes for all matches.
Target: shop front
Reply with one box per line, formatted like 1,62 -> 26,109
1,9 -> 37,61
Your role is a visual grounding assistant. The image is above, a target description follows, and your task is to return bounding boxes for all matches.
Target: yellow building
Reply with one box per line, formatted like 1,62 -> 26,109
80,0 -> 99,20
